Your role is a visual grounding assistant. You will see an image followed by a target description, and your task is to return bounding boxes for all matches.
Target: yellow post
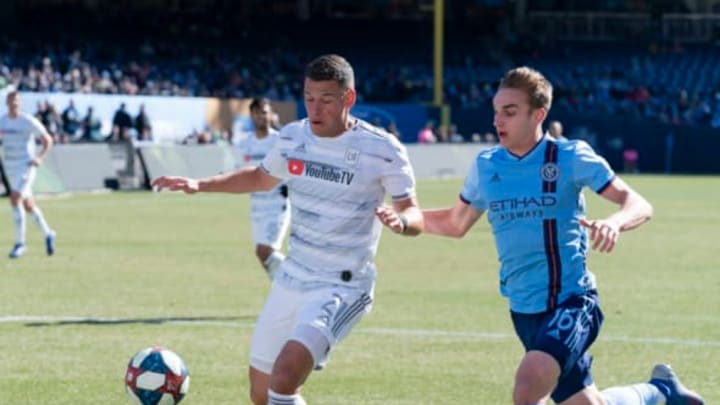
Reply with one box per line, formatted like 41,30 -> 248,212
433,0 -> 450,130
433,0 -> 444,107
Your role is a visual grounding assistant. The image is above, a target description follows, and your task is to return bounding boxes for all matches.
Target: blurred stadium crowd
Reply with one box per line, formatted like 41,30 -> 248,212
2,0 -> 720,132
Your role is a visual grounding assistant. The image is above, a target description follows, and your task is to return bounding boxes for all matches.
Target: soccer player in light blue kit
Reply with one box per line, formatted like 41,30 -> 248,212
416,67 -> 704,405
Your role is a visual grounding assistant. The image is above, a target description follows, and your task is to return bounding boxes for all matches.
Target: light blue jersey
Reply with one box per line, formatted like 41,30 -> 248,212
460,136 -> 615,313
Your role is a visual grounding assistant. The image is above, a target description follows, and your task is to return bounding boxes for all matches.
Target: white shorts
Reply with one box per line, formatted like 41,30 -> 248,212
250,206 -> 290,250
249,278 -> 374,374
7,166 -> 36,198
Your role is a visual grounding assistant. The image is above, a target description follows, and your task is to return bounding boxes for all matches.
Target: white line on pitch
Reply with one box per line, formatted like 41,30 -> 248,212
1,315 -> 718,348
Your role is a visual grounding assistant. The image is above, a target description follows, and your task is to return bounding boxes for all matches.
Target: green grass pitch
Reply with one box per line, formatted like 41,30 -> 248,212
0,175 -> 718,404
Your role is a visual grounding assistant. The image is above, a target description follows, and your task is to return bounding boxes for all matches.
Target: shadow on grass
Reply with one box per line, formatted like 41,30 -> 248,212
24,315 -> 254,327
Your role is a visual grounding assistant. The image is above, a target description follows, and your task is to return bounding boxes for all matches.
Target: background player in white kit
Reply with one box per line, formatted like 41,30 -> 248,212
152,54 -> 423,405
236,97 -> 290,279
0,90 -> 57,259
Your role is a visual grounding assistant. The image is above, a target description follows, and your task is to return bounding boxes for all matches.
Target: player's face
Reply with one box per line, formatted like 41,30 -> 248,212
492,88 -> 545,155
250,104 -> 272,133
6,93 -> 20,114
304,78 -> 356,137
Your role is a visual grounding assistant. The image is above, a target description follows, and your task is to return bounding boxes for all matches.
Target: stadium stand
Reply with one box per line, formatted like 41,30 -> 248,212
0,0 -> 719,175
2,1 -> 720,130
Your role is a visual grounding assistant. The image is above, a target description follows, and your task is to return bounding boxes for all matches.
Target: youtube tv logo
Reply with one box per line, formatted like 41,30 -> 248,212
288,159 -> 305,175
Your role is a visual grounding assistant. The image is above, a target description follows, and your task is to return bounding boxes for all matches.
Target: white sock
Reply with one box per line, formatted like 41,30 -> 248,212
12,205 -> 26,244
29,206 -> 52,236
263,251 -> 285,280
602,383 -> 665,405
267,389 -> 307,405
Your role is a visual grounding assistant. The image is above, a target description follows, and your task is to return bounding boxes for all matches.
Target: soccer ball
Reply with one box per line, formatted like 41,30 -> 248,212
125,347 -> 190,405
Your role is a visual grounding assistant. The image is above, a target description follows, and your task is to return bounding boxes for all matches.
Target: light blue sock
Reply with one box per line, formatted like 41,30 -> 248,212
602,383 -> 666,405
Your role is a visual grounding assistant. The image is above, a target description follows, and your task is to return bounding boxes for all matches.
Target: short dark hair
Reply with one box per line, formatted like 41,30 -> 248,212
304,54 -> 355,90
249,97 -> 270,112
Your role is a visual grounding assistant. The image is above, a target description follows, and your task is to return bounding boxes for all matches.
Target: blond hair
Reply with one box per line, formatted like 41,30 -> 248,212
499,66 -> 553,111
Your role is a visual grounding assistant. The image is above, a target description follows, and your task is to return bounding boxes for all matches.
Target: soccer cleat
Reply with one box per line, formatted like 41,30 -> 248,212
649,363 -> 704,405
45,231 -> 56,256
8,243 -> 26,259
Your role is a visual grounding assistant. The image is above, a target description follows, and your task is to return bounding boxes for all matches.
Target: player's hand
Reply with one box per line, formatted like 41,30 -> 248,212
579,218 -> 620,253
151,176 -> 200,194
30,157 -> 42,167
375,205 -> 406,234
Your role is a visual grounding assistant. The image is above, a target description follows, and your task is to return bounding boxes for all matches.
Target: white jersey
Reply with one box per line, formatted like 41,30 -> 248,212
0,112 -> 48,175
236,129 -> 287,211
260,118 -> 416,287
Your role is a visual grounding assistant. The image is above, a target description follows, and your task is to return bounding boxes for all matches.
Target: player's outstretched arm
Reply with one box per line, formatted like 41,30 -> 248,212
375,197 -> 424,236
152,166 -> 280,195
151,176 -> 199,194
422,199 -> 483,238
580,176 -> 653,253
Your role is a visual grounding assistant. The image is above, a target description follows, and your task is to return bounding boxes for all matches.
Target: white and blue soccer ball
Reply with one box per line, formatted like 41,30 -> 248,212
125,347 -> 190,405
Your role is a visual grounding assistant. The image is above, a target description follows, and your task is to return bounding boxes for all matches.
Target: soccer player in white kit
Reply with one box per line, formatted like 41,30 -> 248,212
0,90 -> 57,259
152,54 -> 424,405
236,97 -> 290,279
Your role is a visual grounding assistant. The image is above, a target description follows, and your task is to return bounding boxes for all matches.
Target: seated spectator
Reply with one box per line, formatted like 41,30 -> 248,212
36,100 -> 62,144
448,124 -> 464,143
134,104 -> 152,142
417,121 -> 437,144
623,148 -> 639,173
61,100 -> 81,142
80,107 -> 104,142
548,120 -> 567,140
111,103 -> 133,141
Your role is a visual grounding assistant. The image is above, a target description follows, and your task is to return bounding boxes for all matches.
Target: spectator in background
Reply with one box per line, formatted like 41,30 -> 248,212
183,129 -> 212,144
61,100 -> 81,142
624,148 -> 639,173
183,127 -> 226,145
548,120 -> 567,140
449,124 -> 464,143
436,124 -> 449,143
134,104 -> 152,142
417,121 -> 436,143
35,100 -> 61,144
81,106 -> 103,142
111,103 -> 133,141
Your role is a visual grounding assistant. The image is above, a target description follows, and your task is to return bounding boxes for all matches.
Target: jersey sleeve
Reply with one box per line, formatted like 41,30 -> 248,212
28,115 -> 49,139
572,141 -> 616,193
380,140 -> 416,201
459,158 -> 487,210
258,130 -> 289,180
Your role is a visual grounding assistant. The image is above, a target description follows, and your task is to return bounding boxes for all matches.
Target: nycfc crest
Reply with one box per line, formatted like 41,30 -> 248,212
540,163 -> 560,182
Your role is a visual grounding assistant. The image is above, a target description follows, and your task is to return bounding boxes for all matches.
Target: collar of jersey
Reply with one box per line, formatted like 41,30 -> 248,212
504,135 -> 548,162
